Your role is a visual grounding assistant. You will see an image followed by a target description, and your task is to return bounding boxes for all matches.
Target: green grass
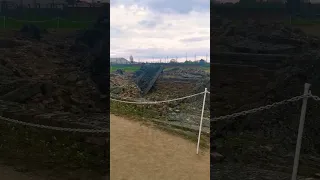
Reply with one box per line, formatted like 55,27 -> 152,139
284,18 -> 320,26
110,65 -> 140,72
0,17 -> 93,29
111,65 -> 210,73
110,101 -> 209,148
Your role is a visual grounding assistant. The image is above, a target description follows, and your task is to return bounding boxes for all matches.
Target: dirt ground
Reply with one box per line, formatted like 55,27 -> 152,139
211,16 -> 320,179
110,114 -> 210,180
0,25 -> 108,178
0,164 -> 44,180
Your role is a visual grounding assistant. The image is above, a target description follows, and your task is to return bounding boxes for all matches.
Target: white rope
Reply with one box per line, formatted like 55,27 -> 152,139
110,91 -> 205,104
0,116 -> 107,133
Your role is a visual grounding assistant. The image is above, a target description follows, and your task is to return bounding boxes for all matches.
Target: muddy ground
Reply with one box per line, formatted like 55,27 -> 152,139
110,66 -> 210,144
0,29 -> 107,179
212,16 -> 320,180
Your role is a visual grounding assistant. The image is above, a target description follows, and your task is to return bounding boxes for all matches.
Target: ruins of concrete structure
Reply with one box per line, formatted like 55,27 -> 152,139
133,64 -> 164,96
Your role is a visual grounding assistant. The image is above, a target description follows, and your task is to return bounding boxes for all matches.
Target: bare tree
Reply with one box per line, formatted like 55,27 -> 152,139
130,55 -> 134,64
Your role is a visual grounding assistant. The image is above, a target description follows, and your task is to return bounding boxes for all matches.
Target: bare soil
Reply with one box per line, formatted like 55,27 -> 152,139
0,28 -> 107,179
0,164 -> 45,180
211,17 -> 320,179
110,114 -> 210,180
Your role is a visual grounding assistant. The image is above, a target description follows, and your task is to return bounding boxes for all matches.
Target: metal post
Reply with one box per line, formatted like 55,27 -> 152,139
196,88 -> 207,154
3,16 -> 5,28
291,83 -> 311,180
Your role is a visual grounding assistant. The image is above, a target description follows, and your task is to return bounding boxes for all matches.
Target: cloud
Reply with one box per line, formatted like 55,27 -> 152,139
110,27 -> 124,38
110,0 -> 210,62
179,36 -> 209,43
146,0 -> 209,14
111,0 -> 209,14
138,18 -> 160,28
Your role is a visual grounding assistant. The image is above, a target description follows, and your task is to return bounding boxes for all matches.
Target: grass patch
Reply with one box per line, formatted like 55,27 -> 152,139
202,66 -> 210,73
110,65 -> 210,73
0,122 -> 107,179
0,17 -> 93,29
284,18 -> 320,26
110,65 -> 140,72
110,101 -> 209,148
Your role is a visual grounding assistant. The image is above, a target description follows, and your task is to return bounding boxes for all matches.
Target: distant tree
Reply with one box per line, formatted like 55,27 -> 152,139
130,55 -> 134,64
170,59 -> 177,63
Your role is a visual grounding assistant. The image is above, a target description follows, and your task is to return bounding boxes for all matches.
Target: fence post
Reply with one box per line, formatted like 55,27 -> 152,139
196,88 -> 207,154
291,83 -> 311,180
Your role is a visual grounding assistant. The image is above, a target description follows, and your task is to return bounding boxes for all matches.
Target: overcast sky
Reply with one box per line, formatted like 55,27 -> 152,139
110,0 -> 210,62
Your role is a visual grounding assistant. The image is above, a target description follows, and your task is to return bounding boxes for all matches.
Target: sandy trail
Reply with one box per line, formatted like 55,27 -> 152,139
110,114 -> 210,180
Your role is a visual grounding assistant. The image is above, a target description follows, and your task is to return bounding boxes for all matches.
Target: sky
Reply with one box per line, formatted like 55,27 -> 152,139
110,0 -> 210,63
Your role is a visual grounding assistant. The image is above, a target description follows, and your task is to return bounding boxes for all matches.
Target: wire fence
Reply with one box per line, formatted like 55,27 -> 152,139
3,81 -> 319,179
210,83 -> 320,180
0,89 -> 210,136
0,115 -> 107,133
1,81 -> 319,180
0,16 -> 95,29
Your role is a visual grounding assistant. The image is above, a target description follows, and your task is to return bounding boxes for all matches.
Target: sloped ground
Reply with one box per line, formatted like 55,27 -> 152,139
110,67 -> 210,139
0,29 -> 107,179
212,17 -> 320,180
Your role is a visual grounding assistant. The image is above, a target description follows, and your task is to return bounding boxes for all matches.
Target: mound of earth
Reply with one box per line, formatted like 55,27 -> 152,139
110,73 -> 141,99
212,17 -> 320,179
0,17 -> 109,129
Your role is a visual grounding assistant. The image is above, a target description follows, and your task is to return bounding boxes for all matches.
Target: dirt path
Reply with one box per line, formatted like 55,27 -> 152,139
110,114 -> 210,180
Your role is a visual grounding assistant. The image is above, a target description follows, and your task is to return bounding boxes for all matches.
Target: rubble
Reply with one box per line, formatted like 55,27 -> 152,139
0,16 -> 108,130
212,16 -> 320,178
110,73 -> 141,98
133,64 -> 164,96
212,17 -> 320,66
19,24 -> 42,40
110,65 -> 210,132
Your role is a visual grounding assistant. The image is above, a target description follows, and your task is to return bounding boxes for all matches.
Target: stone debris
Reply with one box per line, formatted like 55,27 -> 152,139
0,15 -> 109,130
212,16 -> 320,179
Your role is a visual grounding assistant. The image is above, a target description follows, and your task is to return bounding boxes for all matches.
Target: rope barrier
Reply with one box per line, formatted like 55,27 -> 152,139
211,94 -> 312,122
110,91 -> 206,104
0,90 -> 209,133
0,115 -> 107,133
110,88 -> 210,154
